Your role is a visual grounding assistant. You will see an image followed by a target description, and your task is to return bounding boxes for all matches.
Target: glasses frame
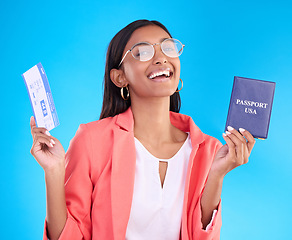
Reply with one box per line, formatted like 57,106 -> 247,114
118,38 -> 185,68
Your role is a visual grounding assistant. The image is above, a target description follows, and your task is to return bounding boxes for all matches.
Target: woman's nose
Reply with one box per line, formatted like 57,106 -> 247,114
152,45 -> 167,65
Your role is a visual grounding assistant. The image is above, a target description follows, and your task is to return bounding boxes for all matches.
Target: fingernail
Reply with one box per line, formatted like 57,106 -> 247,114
50,143 -> 54,148
51,139 -> 56,145
223,133 -> 227,137
226,131 -> 231,135
227,126 -> 234,131
45,130 -> 51,136
239,128 -> 245,133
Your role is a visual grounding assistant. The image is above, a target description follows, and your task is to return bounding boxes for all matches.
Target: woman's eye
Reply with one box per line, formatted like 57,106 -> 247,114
134,51 -> 148,57
134,46 -> 151,57
140,51 -> 150,56
164,47 -> 175,52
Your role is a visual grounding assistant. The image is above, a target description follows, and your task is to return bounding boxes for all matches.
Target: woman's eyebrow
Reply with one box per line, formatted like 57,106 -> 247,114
133,37 -> 170,46
160,37 -> 170,42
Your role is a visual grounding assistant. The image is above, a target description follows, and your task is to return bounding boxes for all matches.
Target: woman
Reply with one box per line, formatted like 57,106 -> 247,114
30,20 -> 255,240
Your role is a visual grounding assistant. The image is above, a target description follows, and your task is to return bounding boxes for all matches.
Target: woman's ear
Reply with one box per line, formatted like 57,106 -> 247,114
110,69 -> 128,88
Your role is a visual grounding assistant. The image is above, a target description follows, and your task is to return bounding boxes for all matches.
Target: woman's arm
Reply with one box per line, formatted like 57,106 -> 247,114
200,172 -> 223,229
200,126 -> 255,229
30,116 -> 67,240
45,168 -> 67,240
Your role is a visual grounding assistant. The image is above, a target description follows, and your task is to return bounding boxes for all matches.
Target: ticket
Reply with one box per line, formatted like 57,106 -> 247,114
22,63 -> 59,131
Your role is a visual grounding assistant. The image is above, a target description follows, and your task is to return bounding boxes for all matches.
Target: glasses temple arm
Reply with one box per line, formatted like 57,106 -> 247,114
178,45 -> 185,54
118,50 -> 130,68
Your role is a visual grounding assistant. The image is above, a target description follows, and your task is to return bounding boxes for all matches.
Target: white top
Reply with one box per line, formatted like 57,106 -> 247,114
125,133 -> 192,240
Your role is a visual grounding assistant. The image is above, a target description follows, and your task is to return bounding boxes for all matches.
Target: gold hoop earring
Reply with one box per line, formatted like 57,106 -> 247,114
176,78 -> 183,92
121,85 -> 129,100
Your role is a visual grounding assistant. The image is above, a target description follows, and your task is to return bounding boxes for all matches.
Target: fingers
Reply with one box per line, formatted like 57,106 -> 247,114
224,126 -> 256,164
222,133 -> 236,160
33,133 -> 55,148
30,116 -> 51,139
30,116 -> 56,152
219,126 -> 255,176
223,130 -> 244,164
227,126 -> 246,144
239,128 -> 256,154
31,127 -> 51,142
30,135 -> 54,158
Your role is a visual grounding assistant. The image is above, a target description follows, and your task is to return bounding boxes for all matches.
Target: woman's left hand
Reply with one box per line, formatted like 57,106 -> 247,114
210,126 -> 256,178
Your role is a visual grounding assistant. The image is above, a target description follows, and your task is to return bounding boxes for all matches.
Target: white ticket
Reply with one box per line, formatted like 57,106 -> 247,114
22,63 -> 59,131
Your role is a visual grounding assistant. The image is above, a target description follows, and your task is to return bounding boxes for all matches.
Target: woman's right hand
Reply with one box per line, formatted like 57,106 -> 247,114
30,116 -> 65,173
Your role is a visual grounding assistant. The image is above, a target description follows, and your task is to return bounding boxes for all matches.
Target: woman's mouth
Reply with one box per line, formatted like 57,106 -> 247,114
147,68 -> 173,82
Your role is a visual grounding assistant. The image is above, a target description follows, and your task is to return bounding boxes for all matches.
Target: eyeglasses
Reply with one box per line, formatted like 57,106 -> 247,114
118,38 -> 185,68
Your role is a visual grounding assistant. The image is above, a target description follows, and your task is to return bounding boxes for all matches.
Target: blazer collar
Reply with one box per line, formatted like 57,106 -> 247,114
115,107 -> 205,147
115,107 -> 134,132
168,111 -> 205,147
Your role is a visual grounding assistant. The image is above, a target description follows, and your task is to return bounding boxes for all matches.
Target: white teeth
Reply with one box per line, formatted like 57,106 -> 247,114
148,70 -> 171,79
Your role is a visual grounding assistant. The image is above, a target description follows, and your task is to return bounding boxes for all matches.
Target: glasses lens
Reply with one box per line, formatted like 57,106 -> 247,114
131,43 -> 154,62
161,39 -> 184,58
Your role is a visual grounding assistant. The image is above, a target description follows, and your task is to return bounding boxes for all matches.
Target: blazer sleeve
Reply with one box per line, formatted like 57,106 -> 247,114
43,124 -> 93,240
192,139 -> 223,240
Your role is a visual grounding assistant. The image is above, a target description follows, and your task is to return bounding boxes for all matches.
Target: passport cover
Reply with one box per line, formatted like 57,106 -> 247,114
225,76 -> 275,139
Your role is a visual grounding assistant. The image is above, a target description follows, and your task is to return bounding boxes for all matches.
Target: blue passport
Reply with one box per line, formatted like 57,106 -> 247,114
225,76 -> 275,139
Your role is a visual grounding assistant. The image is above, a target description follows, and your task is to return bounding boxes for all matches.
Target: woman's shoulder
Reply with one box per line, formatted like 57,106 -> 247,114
81,108 -> 133,133
84,115 -> 116,130
171,111 -> 222,146
201,132 -> 222,148
73,115 -> 117,141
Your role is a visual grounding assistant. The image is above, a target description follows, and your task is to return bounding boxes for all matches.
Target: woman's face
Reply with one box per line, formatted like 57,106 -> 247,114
121,25 -> 181,100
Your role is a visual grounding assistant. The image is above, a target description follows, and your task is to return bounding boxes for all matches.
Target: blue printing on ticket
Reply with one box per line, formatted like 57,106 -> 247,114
22,72 -> 37,123
40,99 -> 48,117
36,63 -> 60,128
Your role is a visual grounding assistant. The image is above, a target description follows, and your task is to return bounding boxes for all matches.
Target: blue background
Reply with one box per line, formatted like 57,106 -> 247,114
1,0 -> 291,239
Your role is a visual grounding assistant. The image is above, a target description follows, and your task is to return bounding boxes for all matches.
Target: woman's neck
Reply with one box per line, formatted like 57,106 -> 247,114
131,96 -> 180,145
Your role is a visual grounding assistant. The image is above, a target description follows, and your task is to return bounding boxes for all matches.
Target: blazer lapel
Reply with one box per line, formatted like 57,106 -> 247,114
169,111 -> 205,240
111,108 -> 136,240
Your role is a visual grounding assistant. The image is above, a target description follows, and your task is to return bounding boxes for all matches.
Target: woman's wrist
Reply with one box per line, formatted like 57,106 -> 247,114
208,166 -> 226,182
44,163 -> 65,181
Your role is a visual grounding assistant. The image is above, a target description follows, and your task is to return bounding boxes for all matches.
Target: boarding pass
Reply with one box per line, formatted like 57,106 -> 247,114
22,63 -> 59,131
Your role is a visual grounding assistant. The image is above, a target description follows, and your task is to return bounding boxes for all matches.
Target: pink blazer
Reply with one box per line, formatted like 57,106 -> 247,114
43,107 -> 223,240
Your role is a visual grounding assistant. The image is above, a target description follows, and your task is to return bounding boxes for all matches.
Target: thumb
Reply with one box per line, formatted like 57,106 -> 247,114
216,144 -> 229,158
30,116 -> 36,128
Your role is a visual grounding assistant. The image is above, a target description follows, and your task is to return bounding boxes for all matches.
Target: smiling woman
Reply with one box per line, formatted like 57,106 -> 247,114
29,19 -> 255,240
100,20 -> 182,119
